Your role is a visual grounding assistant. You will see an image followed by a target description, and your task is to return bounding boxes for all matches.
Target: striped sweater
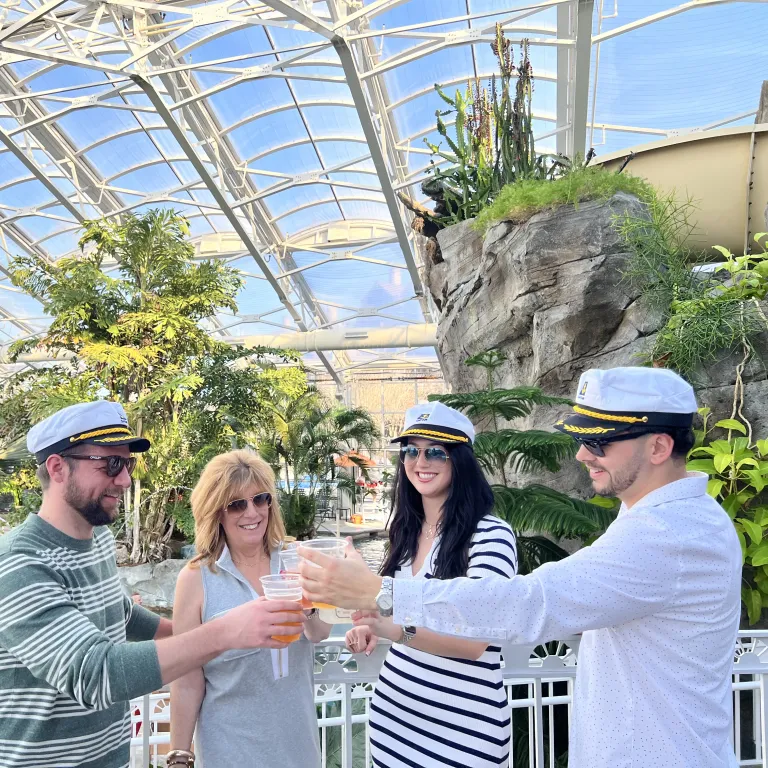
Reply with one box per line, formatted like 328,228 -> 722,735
0,513 -> 163,768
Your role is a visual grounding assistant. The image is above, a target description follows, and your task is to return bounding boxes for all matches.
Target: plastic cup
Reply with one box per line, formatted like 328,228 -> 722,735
259,574 -> 303,643
298,538 -> 346,612
280,543 -> 300,574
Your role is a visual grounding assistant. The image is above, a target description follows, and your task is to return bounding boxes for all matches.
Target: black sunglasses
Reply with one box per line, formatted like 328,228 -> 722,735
575,431 -> 653,457
225,492 -> 272,514
400,445 -> 450,464
64,455 -> 137,477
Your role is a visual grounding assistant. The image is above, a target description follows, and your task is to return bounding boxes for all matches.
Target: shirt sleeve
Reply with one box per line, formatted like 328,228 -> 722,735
124,595 -> 162,641
393,512 -> 680,644
467,520 -> 518,578
0,553 -> 162,710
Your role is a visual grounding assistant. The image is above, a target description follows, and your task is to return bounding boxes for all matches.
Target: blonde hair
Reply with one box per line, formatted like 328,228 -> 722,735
189,449 -> 286,569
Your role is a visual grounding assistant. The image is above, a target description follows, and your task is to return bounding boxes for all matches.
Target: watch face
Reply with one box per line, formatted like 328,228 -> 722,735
377,593 -> 394,612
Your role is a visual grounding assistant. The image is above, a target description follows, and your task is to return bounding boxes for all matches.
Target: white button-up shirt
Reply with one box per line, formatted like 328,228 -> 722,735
393,474 -> 742,768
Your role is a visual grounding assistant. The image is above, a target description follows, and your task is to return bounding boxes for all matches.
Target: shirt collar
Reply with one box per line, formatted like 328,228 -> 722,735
620,472 -> 709,515
215,541 -> 280,582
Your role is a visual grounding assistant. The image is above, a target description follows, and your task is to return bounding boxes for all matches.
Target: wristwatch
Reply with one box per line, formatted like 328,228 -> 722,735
399,625 -> 416,644
375,576 -> 394,617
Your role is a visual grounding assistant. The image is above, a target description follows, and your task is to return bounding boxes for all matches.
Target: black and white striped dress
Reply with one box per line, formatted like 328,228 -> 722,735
369,514 -> 518,768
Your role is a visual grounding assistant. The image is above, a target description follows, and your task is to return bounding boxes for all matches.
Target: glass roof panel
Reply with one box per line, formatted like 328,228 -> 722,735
0,0 -> 765,379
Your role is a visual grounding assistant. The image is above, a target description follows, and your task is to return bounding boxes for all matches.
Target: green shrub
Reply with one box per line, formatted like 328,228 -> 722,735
474,166 -> 654,232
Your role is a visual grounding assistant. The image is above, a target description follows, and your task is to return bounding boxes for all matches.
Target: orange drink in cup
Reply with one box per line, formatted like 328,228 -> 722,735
259,574 -> 303,642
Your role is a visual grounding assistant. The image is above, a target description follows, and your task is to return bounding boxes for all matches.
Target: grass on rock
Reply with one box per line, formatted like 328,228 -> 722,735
473,166 -> 655,231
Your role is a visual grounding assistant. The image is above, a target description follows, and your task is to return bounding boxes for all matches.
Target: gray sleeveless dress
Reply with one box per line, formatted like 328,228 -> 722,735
196,544 -> 321,768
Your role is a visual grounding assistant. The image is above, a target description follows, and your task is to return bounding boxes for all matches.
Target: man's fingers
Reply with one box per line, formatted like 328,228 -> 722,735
268,611 -> 307,625
262,599 -> 308,614
263,639 -> 290,649
297,545 -> 333,567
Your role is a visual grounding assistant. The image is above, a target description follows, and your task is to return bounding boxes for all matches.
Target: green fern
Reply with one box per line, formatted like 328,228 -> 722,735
431,348 -> 617,574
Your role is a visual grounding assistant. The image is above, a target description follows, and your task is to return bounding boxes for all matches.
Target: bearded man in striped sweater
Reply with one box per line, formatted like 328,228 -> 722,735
0,401 -> 304,768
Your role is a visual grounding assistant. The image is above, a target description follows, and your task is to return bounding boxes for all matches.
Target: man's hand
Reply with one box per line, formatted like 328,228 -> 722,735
215,596 -> 306,650
298,538 -> 382,611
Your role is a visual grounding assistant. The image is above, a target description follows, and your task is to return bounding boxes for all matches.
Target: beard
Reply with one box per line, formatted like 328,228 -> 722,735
64,478 -> 119,527
588,451 -> 643,498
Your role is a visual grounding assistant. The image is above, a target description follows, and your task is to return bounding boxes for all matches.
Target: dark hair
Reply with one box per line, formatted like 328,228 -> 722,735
666,427 -> 696,458
636,427 -> 695,460
379,441 -> 495,580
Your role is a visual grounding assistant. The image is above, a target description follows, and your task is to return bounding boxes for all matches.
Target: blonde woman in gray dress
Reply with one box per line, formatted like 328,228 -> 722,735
169,450 -> 330,768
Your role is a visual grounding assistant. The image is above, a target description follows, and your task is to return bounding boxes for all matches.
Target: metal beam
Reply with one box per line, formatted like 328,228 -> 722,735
332,37 -> 422,296
0,0 -> 71,43
257,0 -> 423,298
571,0 -> 594,160
130,73 -> 344,385
556,2 -> 571,155
254,0 -> 334,37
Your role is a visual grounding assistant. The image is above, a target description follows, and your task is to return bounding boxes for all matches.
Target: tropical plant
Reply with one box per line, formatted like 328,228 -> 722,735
474,164 -> 654,231
256,388 -> 379,539
416,25 -> 569,228
431,349 -> 617,572
687,407 -> 768,625
647,233 -> 768,377
2,208 -> 296,560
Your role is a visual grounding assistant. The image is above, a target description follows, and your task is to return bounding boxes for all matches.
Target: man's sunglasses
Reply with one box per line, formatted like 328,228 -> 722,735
575,431 -> 653,457
400,445 -> 450,464
225,492 -> 272,514
64,455 -> 137,477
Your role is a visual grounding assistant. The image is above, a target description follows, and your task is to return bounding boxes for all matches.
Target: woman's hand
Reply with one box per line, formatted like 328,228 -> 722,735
352,610 -> 401,643
345,626 -> 377,655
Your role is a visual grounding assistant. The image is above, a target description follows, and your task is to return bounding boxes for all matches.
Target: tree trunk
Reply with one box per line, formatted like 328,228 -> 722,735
124,485 -> 132,543
131,476 -> 142,563
130,416 -> 144,563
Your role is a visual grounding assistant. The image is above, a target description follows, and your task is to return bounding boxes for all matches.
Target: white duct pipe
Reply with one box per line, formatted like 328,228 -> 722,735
1,324 -> 438,364
233,324 -> 438,352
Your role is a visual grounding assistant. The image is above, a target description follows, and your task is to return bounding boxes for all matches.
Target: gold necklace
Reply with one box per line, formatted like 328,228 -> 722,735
424,520 -> 439,539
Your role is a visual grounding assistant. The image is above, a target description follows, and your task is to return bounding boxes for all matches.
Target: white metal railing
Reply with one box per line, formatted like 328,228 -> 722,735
130,631 -> 768,768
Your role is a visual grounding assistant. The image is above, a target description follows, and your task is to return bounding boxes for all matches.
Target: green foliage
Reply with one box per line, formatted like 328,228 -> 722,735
620,192 -> 768,377
617,191 -> 700,315
256,388 -> 379,539
279,492 -> 317,542
474,165 -> 655,232
430,349 -> 617,573
0,208 -> 304,561
688,407 -> 768,624
421,27 -> 569,227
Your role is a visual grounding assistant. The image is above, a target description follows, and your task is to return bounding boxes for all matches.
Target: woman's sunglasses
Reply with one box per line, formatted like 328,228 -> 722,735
400,445 -> 450,464
63,454 -> 137,477
225,492 -> 272,514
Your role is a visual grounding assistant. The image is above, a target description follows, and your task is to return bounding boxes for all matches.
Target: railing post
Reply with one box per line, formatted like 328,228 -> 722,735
760,673 -> 768,768
342,682 -> 353,768
533,677 -> 545,767
142,693 -> 150,768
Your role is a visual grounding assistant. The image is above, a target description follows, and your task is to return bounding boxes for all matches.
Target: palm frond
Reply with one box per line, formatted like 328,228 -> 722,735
430,388 -> 571,421
474,429 -> 577,474
516,535 -> 571,575
493,484 -> 617,539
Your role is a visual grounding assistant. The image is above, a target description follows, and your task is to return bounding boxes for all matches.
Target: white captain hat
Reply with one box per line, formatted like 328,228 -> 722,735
392,401 -> 475,445
554,367 -> 697,439
27,401 -> 151,464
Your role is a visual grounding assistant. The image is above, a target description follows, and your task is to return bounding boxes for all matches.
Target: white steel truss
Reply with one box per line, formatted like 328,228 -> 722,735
0,0 -> 762,383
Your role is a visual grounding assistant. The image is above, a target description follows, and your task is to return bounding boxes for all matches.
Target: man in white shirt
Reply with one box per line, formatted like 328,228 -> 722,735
300,367 -> 743,768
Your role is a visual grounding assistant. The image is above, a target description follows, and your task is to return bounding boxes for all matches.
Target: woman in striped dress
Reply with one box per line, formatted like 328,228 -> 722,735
346,402 -> 517,768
